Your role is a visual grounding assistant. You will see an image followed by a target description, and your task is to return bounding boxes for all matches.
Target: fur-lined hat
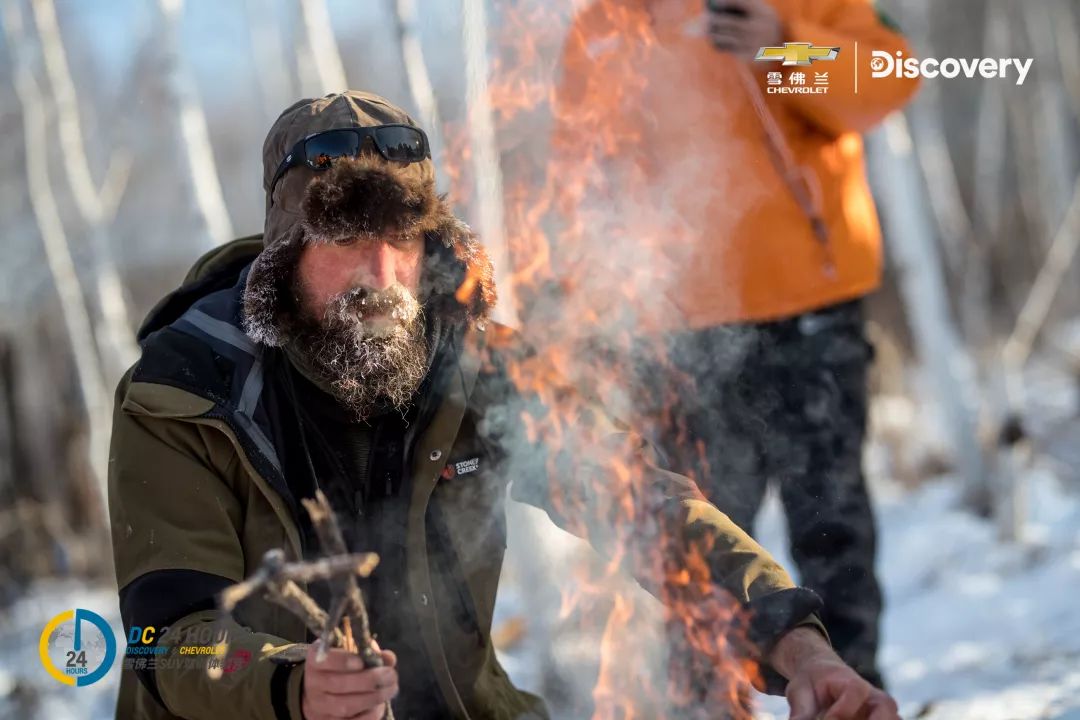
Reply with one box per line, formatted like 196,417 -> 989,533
242,91 -> 495,346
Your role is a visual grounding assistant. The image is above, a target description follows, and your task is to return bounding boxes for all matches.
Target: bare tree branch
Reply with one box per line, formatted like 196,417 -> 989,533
1020,1 -> 1077,251
1052,0 -> 1080,122
244,0 -> 297,123
154,0 -> 235,248
462,0 -> 517,327
1003,179 -> 1080,369
2,0 -> 110,504
972,0 -> 1009,243
301,491 -> 381,666
222,498 -> 393,718
866,116 -> 990,514
297,0 -> 348,93
905,0 -> 972,269
390,0 -> 446,187
30,0 -> 140,377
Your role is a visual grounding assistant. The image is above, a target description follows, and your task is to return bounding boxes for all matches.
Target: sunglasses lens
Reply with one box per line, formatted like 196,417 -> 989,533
373,126 -> 427,163
303,131 -> 361,169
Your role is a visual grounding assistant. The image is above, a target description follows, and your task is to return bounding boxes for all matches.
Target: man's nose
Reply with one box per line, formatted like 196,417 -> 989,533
360,241 -> 398,290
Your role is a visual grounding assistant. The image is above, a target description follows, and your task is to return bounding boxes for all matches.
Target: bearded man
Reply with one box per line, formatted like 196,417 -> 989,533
109,91 -> 898,720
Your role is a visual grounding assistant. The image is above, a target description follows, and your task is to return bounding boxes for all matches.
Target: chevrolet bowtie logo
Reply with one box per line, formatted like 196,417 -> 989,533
755,43 -> 840,67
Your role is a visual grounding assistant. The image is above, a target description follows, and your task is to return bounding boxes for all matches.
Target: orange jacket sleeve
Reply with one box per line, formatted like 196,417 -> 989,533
771,0 -> 921,136
552,4 -> 637,159
551,12 -> 592,159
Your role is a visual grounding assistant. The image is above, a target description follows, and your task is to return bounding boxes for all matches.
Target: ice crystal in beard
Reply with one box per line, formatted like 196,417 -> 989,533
330,284 -> 421,340
294,283 -> 429,419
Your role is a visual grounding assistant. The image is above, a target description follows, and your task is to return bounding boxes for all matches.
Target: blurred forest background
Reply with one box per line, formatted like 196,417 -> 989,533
0,0 -> 1078,718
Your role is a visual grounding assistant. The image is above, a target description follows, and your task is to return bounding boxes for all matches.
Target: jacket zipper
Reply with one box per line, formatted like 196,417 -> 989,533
428,502 -> 486,647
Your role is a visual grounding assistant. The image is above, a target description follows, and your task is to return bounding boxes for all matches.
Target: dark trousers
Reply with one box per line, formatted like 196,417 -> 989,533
632,300 -> 884,686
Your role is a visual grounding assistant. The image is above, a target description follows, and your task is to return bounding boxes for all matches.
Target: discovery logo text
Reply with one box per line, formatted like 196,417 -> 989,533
870,50 -> 1033,86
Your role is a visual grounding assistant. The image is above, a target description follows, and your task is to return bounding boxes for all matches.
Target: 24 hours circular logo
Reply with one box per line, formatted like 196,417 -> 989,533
39,609 -> 117,686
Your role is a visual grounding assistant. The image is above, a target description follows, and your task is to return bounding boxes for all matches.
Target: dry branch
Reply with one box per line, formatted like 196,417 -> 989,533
301,491 -> 382,669
1004,179 -> 1080,370
219,547 -> 379,645
221,494 -> 392,718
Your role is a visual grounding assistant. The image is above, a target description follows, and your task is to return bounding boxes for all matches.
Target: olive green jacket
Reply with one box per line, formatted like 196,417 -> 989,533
109,239 -> 821,720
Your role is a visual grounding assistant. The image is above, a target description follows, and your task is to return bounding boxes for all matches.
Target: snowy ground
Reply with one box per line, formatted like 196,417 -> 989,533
2,440 -> 1078,718
0,583 -> 120,719
752,467 -> 1080,720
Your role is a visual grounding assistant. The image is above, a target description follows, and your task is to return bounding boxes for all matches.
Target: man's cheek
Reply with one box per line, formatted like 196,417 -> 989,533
300,293 -> 329,323
399,254 -> 423,294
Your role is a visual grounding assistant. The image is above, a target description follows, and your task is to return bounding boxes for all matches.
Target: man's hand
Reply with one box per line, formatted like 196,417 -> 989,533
705,0 -> 784,60
769,627 -> 899,720
302,643 -> 399,720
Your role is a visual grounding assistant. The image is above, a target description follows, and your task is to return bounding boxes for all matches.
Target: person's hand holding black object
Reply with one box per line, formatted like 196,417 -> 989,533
706,0 -> 784,59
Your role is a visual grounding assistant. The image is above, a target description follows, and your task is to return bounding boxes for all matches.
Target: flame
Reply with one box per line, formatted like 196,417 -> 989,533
440,0 -> 766,716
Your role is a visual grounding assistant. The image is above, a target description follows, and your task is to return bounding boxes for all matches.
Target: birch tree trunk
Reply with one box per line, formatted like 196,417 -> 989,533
155,0 -> 235,249
30,0 -> 139,380
462,0 -> 518,327
2,0 -> 110,505
0,338 -> 15,500
906,0 -> 972,272
866,116 -> 990,514
1004,182 -> 1080,372
390,0 -> 447,188
972,0 -> 1009,246
297,0 -> 348,93
245,0 -> 298,124
935,0 -> 1016,534
1020,1 -> 1077,254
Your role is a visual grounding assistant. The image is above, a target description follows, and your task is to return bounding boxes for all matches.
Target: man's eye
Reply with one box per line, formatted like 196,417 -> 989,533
391,235 -> 422,251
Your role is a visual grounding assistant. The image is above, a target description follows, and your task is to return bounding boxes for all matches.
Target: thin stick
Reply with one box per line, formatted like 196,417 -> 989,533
343,617 -> 357,654
302,492 -> 381,665
265,579 -> 340,643
220,548 -> 377,649
221,498 -> 394,719
1003,179 -> 1080,370
302,492 -> 393,720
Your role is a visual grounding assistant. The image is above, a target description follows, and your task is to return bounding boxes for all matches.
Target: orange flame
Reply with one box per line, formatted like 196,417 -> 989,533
441,0 -> 767,716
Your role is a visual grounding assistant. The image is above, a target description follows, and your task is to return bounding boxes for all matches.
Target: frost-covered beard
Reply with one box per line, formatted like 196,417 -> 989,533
291,280 -> 429,420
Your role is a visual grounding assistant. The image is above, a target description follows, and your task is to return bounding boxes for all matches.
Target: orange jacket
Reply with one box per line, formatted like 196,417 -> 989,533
551,0 -> 920,330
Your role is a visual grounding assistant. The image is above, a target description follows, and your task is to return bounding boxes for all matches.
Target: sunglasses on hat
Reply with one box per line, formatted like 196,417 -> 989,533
269,125 -> 431,207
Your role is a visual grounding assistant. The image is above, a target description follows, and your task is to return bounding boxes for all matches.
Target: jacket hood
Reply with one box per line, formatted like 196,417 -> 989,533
242,91 -> 496,347
137,237 -> 264,342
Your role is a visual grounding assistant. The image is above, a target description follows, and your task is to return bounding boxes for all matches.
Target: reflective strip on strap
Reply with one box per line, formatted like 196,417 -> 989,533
184,309 -> 258,354
179,308 -> 281,473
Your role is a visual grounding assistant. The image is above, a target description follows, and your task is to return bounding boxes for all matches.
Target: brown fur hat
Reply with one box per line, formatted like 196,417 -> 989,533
242,91 -> 495,347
